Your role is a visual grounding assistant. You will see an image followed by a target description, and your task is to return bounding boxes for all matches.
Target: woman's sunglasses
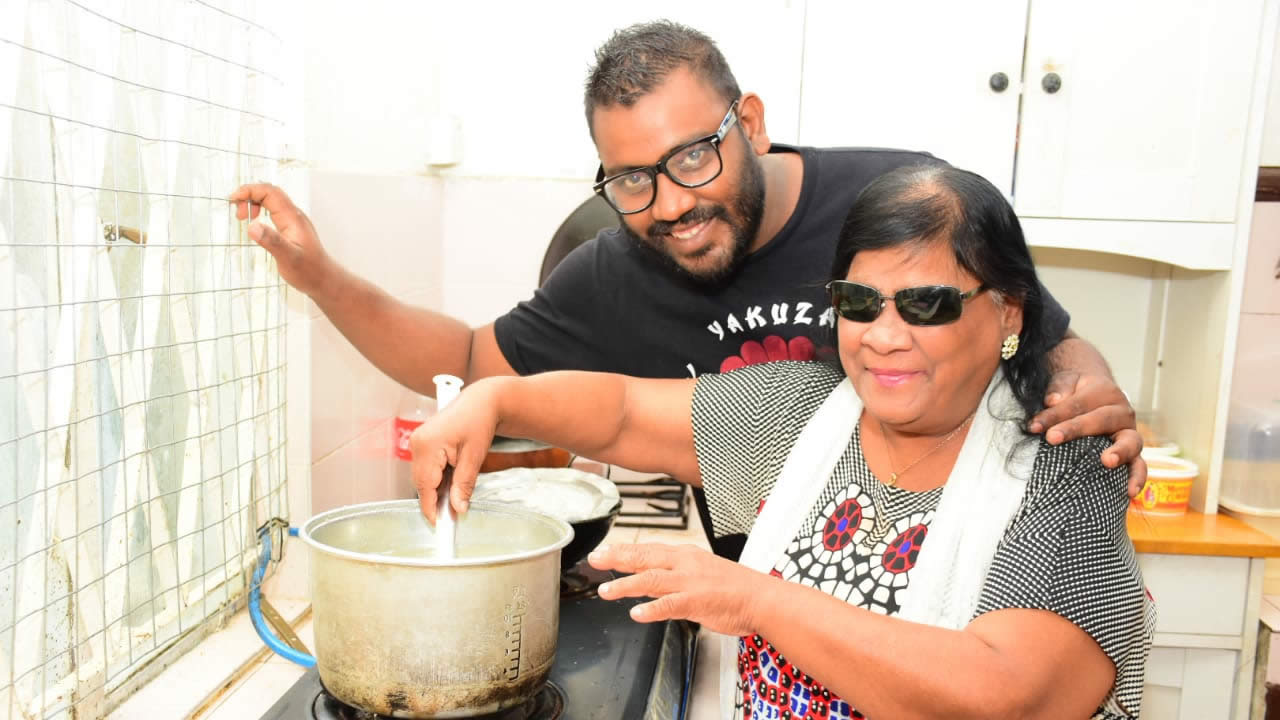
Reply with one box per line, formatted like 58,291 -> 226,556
826,280 -> 987,326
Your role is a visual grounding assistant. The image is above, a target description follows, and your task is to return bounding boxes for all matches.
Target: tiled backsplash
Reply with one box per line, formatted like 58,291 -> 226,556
303,171 -> 442,514
299,170 -> 595,515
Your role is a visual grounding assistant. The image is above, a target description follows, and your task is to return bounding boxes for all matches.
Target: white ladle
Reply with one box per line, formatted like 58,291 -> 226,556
432,374 -> 464,560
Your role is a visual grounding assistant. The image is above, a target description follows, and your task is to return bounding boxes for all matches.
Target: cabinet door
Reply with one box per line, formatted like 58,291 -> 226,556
797,1 -> 1028,197
1145,647 -> 1240,719
1014,0 -> 1265,222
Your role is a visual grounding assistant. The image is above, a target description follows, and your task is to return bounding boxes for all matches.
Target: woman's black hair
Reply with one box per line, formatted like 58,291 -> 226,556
829,164 -> 1052,423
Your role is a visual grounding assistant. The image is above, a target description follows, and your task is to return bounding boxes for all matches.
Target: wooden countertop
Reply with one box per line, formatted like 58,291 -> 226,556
1127,508 -> 1280,558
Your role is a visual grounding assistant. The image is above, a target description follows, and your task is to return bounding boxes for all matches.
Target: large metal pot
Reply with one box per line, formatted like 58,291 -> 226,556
298,499 -> 573,717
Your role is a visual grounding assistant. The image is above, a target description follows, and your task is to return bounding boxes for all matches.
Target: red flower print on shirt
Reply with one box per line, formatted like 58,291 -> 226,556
721,335 -> 817,373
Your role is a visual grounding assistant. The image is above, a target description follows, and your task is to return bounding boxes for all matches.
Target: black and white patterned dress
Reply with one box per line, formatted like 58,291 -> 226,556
690,361 -> 1155,720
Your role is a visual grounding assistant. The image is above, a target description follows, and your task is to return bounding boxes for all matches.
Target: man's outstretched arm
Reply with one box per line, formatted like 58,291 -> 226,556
230,183 -> 517,396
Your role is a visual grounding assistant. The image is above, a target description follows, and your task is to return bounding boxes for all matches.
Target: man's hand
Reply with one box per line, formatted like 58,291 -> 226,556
1029,370 -> 1145,497
229,183 -> 332,297
589,542 -> 777,636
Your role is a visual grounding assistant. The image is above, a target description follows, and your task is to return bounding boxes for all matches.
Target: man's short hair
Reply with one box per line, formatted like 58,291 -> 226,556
584,20 -> 741,137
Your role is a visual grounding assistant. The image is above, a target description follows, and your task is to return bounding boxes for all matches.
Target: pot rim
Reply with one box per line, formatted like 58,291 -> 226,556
298,499 -> 574,568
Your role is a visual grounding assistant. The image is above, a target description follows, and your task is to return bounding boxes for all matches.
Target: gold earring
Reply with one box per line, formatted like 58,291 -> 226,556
1001,334 -> 1020,360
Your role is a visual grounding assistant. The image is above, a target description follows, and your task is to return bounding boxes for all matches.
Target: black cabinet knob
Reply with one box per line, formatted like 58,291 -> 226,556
989,72 -> 1009,93
1042,72 -> 1062,94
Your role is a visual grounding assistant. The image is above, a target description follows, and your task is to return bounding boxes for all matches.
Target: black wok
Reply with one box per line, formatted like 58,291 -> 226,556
470,467 -> 622,571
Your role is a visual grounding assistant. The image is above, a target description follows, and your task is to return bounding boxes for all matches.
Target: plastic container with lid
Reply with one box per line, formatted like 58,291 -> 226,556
1133,455 -> 1198,516
1219,399 -> 1280,516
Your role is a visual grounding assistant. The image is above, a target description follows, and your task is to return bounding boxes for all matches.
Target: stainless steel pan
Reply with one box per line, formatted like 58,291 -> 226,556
297,500 -> 572,717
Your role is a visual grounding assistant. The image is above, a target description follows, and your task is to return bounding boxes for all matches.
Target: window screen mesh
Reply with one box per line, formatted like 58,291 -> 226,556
0,1 -> 288,716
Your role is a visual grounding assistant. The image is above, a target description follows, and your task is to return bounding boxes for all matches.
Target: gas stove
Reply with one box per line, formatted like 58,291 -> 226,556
257,564 -> 696,720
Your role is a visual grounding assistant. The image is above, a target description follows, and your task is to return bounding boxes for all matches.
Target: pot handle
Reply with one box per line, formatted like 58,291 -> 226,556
249,523 -> 317,667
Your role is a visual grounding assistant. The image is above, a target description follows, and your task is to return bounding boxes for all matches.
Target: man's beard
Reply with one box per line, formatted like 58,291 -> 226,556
621,153 -> 766,288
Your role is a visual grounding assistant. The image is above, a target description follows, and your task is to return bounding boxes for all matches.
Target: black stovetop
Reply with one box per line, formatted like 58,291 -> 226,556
257,567 -> 696,720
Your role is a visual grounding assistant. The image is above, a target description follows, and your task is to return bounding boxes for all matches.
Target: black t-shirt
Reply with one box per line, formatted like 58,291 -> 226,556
494,145 -> 1071,558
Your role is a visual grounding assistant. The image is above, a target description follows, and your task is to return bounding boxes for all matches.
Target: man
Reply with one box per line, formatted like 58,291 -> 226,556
231,21 -> 1143,560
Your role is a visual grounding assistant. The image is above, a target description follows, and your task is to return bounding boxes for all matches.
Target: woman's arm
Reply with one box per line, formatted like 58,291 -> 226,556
754,579 -> 1114,719
590,434 -> 1139,719
592,543 -> 1114,720
409,371 -> 700,521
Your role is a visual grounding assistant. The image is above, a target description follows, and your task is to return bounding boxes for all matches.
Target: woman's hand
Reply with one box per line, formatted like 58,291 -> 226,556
408,378 -> 507,523
589,542 -> 777,637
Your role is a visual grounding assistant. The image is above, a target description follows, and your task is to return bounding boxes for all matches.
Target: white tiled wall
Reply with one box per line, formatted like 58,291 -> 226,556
438,177 -> 594,327
297,171 -> 598,513
301,171 -> 444,514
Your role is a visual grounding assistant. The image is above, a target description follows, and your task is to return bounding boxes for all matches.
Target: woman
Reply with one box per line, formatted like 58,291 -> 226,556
412,165 -> 1154,719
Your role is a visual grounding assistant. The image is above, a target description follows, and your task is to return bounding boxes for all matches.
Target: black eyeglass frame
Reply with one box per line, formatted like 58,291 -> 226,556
592,100 -> 740,215
826,280 -> 988,326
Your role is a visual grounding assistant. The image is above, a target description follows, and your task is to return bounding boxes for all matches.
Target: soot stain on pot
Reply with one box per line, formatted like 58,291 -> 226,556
339,668 -> 551,717
384,689 -> 410,713
450,670 -> 546,713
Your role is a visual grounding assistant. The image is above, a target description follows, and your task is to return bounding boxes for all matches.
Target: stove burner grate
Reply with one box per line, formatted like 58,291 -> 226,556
311,681 -> 565,720
559,562 -> 613,601
559,569 -> 596,601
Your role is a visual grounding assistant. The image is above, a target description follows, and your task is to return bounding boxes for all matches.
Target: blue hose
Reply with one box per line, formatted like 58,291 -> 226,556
248,525 -> 316,667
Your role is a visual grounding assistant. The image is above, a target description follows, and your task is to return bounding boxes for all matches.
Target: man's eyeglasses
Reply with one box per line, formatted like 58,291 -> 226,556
593,101 -> 740,215
827,280 -> 988,326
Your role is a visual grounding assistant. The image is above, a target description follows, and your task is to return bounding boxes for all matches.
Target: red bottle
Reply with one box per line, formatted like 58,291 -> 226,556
393,390 -> 436,461
392,391 -> 437,498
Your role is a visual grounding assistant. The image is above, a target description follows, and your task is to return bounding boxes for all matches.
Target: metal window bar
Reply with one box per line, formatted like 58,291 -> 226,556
0,38 -> 283,125
0,1 -> 289,717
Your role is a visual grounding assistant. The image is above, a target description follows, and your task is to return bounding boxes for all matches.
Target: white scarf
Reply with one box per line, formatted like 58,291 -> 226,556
715,374 -> 1034,718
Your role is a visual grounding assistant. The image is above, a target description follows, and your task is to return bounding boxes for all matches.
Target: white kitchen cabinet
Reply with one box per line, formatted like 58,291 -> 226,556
797,0 -> 1274,269
1015,0 -> 1263,224
798,2 -> 1028,198
1129,512 -> 1279,719
1144,647 -> 1242,719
